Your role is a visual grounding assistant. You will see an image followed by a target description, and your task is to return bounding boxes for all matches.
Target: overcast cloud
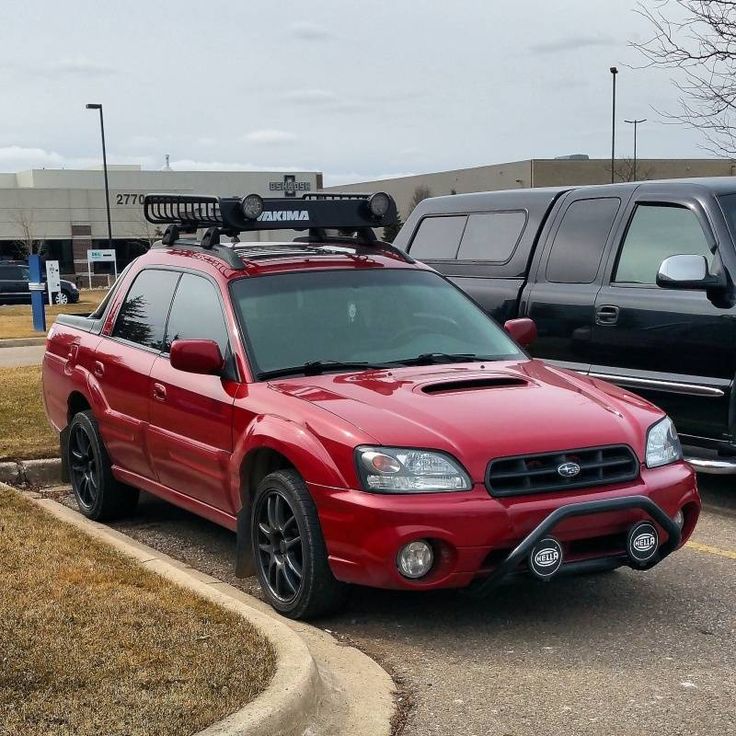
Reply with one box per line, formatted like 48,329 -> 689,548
0,0 -> 703,185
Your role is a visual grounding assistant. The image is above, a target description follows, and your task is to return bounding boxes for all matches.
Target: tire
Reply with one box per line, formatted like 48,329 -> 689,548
54,290 -> 70,305
251,469 -> 348,619
67,411 -> 139,521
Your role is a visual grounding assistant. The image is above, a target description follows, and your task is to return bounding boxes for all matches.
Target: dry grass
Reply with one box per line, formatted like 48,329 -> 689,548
0,366 -> 58,461
0,486 -> 275,736
0,291 -> 106,340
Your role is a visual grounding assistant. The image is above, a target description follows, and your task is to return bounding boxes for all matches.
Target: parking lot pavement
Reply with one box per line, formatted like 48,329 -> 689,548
0,345 -> 45,368
58,480 -> 735,736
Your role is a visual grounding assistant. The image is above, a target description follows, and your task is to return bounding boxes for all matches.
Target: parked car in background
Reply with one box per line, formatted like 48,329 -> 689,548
0,260 -> 79,305
395,178 -> 736,475
42,191 -> 699,619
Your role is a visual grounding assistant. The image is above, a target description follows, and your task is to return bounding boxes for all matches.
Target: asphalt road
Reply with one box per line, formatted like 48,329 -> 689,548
56,479 -> 735,736
0,345 -> 45,368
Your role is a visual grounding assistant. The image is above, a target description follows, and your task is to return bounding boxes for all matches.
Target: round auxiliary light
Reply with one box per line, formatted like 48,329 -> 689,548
368,191 -> 392,218
241,193 -> 264,220
673,509 -> 685,529
397,540 -> 434,579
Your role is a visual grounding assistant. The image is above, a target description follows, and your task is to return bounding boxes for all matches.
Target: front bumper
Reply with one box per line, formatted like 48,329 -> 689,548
311,461 -> 700,590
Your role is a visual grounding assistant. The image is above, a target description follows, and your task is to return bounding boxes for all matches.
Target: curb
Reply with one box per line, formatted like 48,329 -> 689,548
0,337 -> 47,347
21,492 -> 395,736
0,458 -> 62,486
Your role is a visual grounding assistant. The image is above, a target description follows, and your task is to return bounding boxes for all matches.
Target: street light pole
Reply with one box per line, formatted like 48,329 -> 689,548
624,118 -> 647,181
85,103 -> 113,251
610,67 -> 618,184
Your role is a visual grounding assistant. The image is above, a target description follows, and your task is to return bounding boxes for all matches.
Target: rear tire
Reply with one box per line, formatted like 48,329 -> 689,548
251,469 -> 348,619
67,411 -> 139,521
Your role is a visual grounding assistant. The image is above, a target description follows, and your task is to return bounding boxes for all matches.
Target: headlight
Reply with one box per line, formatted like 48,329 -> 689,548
645,417 -> 683,468
355,446 -> 472,493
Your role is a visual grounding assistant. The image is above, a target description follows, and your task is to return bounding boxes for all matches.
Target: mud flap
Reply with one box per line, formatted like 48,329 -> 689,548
235,506 -> 256,578
59,426 -> 70,483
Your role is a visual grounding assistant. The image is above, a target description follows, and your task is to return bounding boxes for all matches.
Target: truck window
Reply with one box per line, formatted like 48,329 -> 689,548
456,211 -> 526,262
112,269 -> 180,350
614,204 -> 713,285
164,273 -> 229,354
546,198 -> 620,283
409,216 -> 466,259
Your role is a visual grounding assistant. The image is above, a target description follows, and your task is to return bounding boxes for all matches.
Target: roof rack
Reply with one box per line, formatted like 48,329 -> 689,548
143,192 -> 414,269
145,191 -> 413,267
144,191 -> 397,237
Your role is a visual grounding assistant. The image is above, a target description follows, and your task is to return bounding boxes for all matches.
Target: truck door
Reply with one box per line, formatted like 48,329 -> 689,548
147,272 -> 236,513
96,268 -> 180,480
590,195 -> 735,440
523,193 -> 626,373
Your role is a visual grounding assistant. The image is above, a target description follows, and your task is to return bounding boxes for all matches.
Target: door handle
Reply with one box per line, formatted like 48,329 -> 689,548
152,383 -> 167,402
595,305 -> 620,326
93,360 -> 104,377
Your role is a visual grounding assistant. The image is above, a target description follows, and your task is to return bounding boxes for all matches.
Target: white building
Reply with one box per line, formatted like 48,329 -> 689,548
0,165 -> 322,282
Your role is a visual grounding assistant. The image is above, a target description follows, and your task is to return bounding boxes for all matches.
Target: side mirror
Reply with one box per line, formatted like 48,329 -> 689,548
504,317 -> 537,348
656,255 -> 719,291
170,339 -> 224,375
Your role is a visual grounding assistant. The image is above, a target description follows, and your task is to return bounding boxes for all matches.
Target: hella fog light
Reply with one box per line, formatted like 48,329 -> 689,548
241,193 -> 264,220
368,191 -> 391,218
673,509 -> 685,529
645,416 -> 683,468
397,540 -> 434,579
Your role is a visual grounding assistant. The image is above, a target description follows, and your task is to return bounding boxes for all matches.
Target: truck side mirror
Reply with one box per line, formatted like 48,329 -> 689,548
504,318 -> 537,347
170,339 -> 224,375
656,255 -> 719,291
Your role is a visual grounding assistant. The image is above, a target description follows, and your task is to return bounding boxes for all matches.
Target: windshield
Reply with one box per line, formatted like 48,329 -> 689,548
230,268 -> 523,378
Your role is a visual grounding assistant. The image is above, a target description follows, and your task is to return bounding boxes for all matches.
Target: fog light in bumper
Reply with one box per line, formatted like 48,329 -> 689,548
397,540 -> 434,579
673,509 -> 684,529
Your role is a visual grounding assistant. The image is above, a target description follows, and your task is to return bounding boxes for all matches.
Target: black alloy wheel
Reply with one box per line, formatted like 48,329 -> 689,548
69,421 -> 99,510
66,411 -> 139,521
250,469 -> 349,619
256,490 -> 304,603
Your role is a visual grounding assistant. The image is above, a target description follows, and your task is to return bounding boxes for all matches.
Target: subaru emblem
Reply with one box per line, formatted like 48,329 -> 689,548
557,461 -> 581,478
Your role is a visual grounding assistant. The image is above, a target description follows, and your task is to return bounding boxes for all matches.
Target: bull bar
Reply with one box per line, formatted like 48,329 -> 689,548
468,495 -> 682,597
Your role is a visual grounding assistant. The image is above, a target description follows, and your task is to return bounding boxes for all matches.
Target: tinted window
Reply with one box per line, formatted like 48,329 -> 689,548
409,216 -> 466,259
0,265 -> 26,279
456,211 -> 526,261
546,198 -> 621,283
614,204 -> 713,285
231,269 -> 522,377
164,273 -> 229,354
112,269 -> 179,350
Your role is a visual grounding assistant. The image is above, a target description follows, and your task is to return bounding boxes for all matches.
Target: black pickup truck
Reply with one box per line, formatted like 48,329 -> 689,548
394,178 -> 736,474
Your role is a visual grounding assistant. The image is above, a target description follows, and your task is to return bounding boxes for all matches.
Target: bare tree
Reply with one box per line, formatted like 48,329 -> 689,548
11,209 -> 39,257
614,157 -> 655,182
125,206 -> 162,248
409,185 -> 433,213
634,1 -> 736,155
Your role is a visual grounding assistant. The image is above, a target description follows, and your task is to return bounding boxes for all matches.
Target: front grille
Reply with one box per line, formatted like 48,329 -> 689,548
486,445 -> 639,497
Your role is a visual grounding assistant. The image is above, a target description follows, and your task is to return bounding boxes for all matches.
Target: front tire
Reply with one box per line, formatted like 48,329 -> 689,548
54,290 -> 70,305
67,411 -> 139,521
252,469 -> 348,619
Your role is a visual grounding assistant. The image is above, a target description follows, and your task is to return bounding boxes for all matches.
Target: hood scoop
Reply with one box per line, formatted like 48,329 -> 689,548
421,376 -> 528,395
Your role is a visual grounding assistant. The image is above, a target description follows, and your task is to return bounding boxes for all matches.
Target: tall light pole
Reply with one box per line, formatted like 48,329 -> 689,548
85,103 -> 113,251
624,118 -> 647,181
610,67 -> 618,183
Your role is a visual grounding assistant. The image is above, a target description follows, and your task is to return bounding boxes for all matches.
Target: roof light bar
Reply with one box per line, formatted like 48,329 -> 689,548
143,191 -> 398,234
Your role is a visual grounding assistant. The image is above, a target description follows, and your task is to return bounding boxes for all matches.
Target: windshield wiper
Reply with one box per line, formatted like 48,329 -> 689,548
391,352 -> 498,366
259,360 -> 393,380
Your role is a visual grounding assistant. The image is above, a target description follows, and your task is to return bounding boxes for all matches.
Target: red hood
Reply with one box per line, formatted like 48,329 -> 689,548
269,359 -> 661,483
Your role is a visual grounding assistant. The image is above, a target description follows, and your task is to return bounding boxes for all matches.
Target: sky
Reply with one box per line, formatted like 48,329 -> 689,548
0,0 -> 704,186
